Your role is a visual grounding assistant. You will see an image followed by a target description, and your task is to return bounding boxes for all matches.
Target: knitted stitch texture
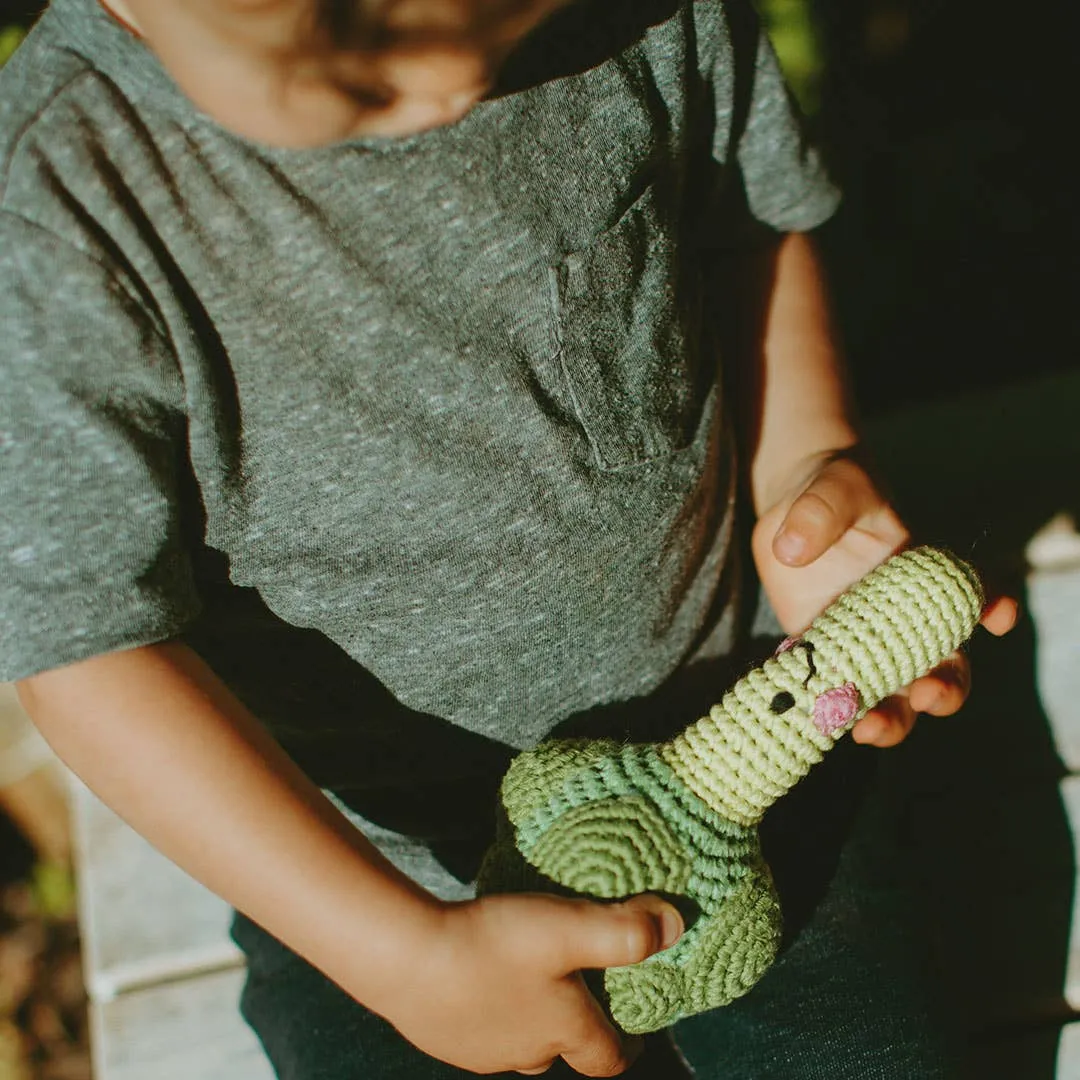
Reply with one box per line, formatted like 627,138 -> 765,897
478,547 -> 984,1033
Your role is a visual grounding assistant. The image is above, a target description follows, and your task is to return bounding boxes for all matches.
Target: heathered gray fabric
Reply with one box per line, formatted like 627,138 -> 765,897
0,0 -> 838,897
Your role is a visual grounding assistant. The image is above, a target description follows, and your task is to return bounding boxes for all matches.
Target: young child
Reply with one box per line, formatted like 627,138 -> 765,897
0,1 -> 1014,1076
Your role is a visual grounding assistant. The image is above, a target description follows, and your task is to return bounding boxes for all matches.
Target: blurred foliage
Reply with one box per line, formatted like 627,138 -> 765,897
0,0 -> 41,65
30,864 -> 75,923
0,878 -> 89,1080
758,0 -> 825,114
0,24 -> 24,65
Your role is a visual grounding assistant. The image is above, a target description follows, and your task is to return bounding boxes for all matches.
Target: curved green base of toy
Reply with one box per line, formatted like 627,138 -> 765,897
605,867 -> 781,1032
478,741 -> 782,1033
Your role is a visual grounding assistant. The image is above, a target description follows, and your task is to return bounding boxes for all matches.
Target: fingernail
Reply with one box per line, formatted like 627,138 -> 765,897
774,531 -> 806,565
659,905 -> 683,949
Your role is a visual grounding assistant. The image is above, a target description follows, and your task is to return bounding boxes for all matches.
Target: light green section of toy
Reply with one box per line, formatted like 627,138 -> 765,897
665,546 -> 984,825
527,795 -> 693,897
501,738 -> 620,825
482,547 -> 985,1032
803,545 -> 984,697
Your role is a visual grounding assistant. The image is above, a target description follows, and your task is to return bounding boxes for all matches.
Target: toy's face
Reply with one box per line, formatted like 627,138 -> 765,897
743,637 -> 864,739
740,547 -> 988,743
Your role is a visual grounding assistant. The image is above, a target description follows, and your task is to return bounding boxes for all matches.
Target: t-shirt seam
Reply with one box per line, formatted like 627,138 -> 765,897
0,204 -> 176,350
1,55 -> 175,347
0,53 -> 95,205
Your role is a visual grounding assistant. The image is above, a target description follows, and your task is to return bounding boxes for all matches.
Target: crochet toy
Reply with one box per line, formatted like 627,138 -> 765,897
478,546 -> 984,1033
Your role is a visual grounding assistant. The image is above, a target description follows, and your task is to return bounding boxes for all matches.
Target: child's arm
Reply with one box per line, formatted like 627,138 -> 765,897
17,642 -> 681,1076
736,231 -> 1017,743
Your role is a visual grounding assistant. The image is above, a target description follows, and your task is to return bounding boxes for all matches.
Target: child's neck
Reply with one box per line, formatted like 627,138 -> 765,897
99,0 -> 143,39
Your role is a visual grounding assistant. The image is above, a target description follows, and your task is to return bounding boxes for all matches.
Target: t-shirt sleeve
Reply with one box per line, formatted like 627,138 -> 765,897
0,213 -> 202,682
703,0 -> 841,235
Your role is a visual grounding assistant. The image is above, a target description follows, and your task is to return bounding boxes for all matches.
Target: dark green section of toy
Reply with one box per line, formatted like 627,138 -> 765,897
606,867 -> 782,1033
480,742 -> 782,1032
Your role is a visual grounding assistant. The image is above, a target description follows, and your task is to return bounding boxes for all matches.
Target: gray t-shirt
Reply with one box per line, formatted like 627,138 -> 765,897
0,0 -> 838,896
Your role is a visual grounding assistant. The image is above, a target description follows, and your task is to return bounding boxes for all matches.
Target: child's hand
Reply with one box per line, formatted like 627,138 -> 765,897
752,450 -> 1018,748
378,891 -> 683,1076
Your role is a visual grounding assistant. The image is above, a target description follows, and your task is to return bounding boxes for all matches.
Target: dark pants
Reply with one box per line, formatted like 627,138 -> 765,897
232,740 -> 954,1079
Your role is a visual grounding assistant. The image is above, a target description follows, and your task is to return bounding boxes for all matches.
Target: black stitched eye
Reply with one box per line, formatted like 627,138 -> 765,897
769,691 -> 796,714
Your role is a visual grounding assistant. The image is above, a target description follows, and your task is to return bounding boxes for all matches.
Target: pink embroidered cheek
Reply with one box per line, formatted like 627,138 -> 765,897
812,684 -> 860,736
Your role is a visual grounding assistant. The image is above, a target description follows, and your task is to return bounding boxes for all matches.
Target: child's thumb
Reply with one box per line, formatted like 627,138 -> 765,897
558,894 -> 684,972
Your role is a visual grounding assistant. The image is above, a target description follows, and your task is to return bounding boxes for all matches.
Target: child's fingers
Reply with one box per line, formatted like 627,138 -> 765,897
772,457 -> 881,566
980,594 -> 1019,636
853,649 -> 973,747
508,896 -> 672,1075
557,983 -> 643,1078
541,894 -> 684,974
851,694 -> 916,747
905,652 -> 970,716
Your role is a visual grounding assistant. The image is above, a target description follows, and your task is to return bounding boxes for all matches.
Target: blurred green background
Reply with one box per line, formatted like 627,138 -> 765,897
1,0 -> 1074,415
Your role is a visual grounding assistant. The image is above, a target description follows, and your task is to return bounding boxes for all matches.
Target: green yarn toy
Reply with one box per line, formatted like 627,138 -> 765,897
479,546 -> 984,1033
